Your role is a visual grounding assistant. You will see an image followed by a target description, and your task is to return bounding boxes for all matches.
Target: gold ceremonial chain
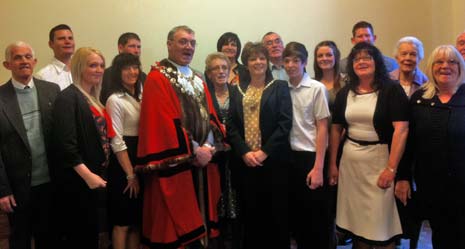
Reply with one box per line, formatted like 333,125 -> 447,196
156,65 -> 209,120
236,79 -> 277,97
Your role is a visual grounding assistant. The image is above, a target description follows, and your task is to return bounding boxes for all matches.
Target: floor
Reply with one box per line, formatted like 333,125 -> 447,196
337,221 -> 433,249
0,212 -> 434,249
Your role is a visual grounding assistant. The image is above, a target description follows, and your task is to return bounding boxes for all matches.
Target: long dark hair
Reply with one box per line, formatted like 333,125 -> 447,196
313,40 -> 341,86
109,53 -> 142,101
347,42 -> 391,93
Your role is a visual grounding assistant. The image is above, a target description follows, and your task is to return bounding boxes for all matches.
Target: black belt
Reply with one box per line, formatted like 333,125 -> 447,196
346,135 -> 387,146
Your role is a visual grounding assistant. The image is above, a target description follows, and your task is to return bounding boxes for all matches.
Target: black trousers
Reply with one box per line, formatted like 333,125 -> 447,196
8,182 -> 56,249
289,151 -> 333,249
58,176 -> 107,249
240,160 -> 289,249
420,198 -> 465,248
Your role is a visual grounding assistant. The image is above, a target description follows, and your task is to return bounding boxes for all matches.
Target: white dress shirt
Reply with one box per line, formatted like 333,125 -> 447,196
288,73 -> 330,152
106,92 -> 141,153
36,57 -> 72,90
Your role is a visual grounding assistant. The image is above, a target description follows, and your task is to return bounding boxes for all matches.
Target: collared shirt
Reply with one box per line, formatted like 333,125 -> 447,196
12,77 -> 34,89
389,68 -> 428,97
271,63 -> 289,81
106,92 -> 141,153
36,57 -> 72,90
288,73 -> 330,152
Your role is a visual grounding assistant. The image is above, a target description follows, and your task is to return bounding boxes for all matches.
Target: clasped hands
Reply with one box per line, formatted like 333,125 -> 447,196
242,150 -> 267,167
193,144 -> 216,167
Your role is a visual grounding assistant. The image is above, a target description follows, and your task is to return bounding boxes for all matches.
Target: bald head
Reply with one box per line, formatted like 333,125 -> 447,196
456,31 -> 465,60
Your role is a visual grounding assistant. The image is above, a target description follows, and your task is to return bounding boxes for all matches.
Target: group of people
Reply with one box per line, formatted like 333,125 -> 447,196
0,20 -> 464,249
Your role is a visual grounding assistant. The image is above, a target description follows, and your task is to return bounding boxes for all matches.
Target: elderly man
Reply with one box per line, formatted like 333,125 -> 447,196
137,25 -> 226,248
0,41 -> 60,249
340,21 -> 398,73
262,31 -> 289,80
456,31 -> 465,60
36,24 -> 75,90
100,32 -> 147,104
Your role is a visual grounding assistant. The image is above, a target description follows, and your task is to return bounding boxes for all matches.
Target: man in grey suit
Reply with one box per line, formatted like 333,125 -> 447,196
0,41 -> 60,249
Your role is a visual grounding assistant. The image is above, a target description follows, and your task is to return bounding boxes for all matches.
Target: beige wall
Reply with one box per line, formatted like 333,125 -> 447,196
0,0 -> 460,81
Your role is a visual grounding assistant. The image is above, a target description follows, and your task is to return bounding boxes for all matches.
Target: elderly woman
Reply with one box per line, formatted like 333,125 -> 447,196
227,42 -> 292,249
204,52 -> 242,248
105,53 -> 143,249
396,45 -> 465,248
216,32 -> 247,85
52,47 -> 115,249
390,36 -> 428,97
390,36 -> 428,248
329,42 -> 409,249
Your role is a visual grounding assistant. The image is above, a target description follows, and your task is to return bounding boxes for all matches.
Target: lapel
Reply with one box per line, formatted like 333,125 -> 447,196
260,80 -> 275,110
35,79 -> 54,136
0,81 -> 31,152
237,81 -> 248,123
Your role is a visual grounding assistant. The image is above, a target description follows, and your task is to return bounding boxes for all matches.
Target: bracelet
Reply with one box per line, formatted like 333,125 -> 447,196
126,174 -> 136,180
386,166 -> 396,174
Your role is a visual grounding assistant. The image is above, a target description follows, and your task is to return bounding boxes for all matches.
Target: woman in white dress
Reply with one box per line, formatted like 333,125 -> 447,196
329,42 -> 409,249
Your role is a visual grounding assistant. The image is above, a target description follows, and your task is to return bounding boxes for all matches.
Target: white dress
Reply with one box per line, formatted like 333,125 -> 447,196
336,91 -> 402,242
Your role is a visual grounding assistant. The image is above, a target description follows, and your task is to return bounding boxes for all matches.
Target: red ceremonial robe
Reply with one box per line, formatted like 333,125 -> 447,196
137,60 -> 225,248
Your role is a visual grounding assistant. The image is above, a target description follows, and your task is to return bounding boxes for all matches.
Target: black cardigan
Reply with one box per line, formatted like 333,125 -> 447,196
51,85 -> 106,182
332,80 -> 409,144
397,85 -> 465,199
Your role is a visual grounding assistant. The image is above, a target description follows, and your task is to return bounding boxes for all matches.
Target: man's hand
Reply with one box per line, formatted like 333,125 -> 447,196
0,195 -> 16,213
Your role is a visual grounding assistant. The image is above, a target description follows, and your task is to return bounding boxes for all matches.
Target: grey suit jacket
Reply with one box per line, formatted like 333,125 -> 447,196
0,78 -> 60,206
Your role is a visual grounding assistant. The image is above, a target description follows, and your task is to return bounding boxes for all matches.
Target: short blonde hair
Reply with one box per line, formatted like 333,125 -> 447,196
71,47 -> 105,103
422,45 -> 465,99
204,52 -> 230,72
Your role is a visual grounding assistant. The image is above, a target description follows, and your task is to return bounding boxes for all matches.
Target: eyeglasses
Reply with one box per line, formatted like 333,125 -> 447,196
353,55 -> 373,63
210,65 -> 229,72
173,38 -> 196,48
433,59 -> 459,66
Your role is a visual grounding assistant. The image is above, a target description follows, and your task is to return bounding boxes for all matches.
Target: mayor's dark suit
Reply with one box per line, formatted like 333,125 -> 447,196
0,78 -> 60,249
227,79 -> 292,249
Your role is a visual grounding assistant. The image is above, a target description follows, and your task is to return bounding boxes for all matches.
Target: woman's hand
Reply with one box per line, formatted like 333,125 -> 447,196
242,152 -> 261,167
252,150 -> 268,165
194,145 -> 215,167
377,168 -> 395,189
307,167 -> 323,189
84,172 -> 107,189
123,176 -> 140,199
328,164 -> 339,186
0,195 -> 16,213
395,180 -> 411,206
74,164 -> 107,189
